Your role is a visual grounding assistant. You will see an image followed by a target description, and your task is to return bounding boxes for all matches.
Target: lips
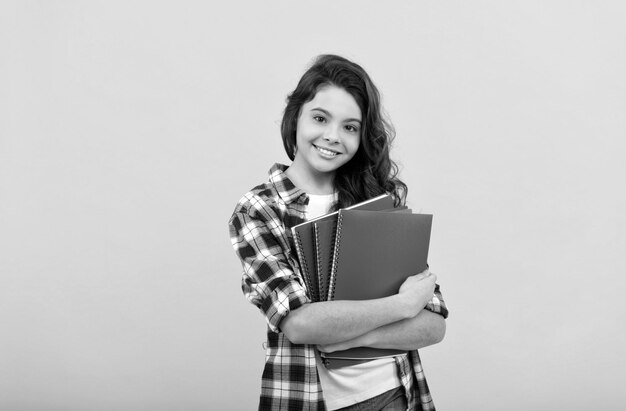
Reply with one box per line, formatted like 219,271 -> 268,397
313,144 -> 341,157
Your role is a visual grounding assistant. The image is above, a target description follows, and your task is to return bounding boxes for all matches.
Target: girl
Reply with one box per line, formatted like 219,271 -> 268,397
229,55 -> 448,411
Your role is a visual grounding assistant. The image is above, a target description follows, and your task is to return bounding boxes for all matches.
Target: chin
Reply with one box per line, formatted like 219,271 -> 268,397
312,159 -> 347,174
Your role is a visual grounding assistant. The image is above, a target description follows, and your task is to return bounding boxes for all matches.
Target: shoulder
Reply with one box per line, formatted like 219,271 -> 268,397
230,180 -> 281,224
231,163 -> 295,216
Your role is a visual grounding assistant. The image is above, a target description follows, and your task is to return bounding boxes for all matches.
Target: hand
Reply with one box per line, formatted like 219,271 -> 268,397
397,269 -> 437,318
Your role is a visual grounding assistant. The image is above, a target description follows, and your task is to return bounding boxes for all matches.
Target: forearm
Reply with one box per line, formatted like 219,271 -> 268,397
319,309 -> 446,352
280,295 -> 413,345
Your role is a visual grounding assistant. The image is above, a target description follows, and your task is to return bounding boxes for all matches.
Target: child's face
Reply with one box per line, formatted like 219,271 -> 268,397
293,85 -> 362,178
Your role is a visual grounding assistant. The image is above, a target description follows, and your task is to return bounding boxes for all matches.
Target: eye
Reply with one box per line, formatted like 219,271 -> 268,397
345,124 -> 359,133
313,115 -> 326,123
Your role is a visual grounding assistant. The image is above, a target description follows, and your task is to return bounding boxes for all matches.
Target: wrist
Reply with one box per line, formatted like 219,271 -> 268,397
393,293 -> 418,319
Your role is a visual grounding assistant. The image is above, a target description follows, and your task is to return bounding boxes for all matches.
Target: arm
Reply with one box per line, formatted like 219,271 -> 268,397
229,204 -> 311,335
318,282 -> 450,352
281,271 -> 437,345
318,309 -> 445,353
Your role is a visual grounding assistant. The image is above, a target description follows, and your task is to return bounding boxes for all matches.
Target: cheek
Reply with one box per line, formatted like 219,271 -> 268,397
295,120 -> 316,142
349,135 -> 361,154
341,137 -> 361,163
294,125 -> 307,146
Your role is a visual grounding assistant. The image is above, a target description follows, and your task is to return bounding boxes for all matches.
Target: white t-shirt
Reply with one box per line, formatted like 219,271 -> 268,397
305,193 -> 402,410
304,192 -> 337,221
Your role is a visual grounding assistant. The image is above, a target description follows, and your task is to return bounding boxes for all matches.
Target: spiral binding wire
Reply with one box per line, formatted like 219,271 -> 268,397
294,230 -> 314,300
324,219 -> 339,302
313,224 -> 322,302
328,211 -> 344,301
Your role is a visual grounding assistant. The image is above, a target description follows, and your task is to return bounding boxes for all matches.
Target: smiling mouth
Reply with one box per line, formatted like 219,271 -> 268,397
313,144 -> 341,157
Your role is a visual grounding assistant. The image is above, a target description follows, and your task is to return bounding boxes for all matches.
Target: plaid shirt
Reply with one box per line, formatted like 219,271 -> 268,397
229,164 -> 449,410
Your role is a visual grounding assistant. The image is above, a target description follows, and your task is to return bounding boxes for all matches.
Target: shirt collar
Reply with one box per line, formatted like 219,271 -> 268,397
268,163 -> 308,205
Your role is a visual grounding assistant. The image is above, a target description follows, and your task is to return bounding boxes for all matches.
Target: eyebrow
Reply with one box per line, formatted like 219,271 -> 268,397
311,107 -> 362,124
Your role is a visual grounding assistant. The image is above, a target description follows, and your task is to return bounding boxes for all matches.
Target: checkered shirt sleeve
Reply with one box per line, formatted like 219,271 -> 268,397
424,284 -> 449,319
229,193 -> 309,333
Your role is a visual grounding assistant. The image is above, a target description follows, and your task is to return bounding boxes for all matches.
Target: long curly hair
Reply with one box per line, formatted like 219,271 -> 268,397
281,54 -> 407,209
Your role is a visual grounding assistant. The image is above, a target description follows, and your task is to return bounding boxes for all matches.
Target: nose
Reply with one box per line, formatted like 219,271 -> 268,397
323,126 -> 340,144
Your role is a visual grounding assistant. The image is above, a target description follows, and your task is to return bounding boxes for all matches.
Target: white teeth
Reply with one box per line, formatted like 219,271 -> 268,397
315,145 -> 339,156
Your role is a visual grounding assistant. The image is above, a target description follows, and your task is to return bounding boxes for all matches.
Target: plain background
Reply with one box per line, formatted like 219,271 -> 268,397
1,1 -> 625,410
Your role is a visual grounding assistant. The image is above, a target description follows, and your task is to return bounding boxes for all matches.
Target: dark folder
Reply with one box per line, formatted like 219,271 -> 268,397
322,209 -> 433,361
313,206 -> 410,302
329,209 -> 432,301
291,194 -> 395,301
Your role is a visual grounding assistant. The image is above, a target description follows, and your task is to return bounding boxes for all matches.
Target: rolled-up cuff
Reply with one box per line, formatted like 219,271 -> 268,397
261,278 -> 309,333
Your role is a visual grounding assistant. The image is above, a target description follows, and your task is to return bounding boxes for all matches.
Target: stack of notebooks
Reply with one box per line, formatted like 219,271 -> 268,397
291,194 -> 433,363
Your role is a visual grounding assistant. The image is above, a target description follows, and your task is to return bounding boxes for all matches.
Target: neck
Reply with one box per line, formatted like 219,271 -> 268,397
285,165 -> 335,195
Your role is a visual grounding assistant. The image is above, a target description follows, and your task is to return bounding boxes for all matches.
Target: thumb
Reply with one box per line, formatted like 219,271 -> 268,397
413,268 -> 431,278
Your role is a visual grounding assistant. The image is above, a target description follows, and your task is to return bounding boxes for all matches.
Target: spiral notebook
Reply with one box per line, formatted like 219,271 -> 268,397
291,194 -> 395,301
321,209 -> 433,362
313,206 -> 410,302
